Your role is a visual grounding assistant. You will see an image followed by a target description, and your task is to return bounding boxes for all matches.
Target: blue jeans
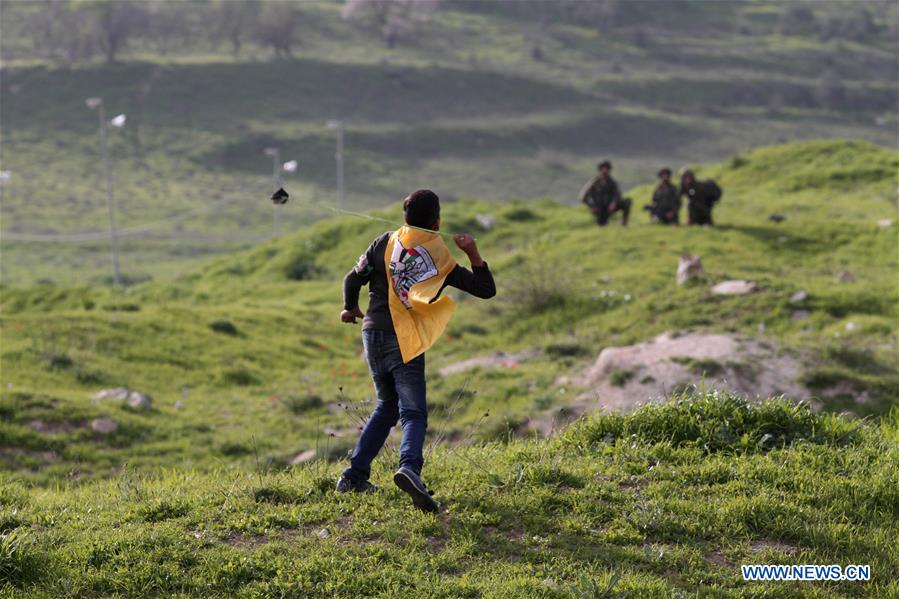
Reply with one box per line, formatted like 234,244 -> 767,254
342,329 -> 427,482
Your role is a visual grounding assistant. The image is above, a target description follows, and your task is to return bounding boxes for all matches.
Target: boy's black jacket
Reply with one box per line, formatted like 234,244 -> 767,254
343,232 -> 496,331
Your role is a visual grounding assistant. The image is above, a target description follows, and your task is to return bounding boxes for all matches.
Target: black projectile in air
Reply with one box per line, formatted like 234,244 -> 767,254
271,187 -> 289,205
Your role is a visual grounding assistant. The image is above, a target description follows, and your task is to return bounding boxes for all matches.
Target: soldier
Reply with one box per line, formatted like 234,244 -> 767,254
579,160 -> 631,226
647,167 -> 680,224
680,169 -> 722,226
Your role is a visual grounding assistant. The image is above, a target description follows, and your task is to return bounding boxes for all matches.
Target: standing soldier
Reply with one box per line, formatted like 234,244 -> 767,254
680,169 -> 722,226
647,167 -> 681,224
579,160 -> 631,227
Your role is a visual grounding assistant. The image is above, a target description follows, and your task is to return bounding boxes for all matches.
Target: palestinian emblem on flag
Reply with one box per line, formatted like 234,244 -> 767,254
389,240 -> 438,309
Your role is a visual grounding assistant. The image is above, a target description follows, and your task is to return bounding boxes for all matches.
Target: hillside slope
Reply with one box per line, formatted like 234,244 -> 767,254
0,139 -> 896,489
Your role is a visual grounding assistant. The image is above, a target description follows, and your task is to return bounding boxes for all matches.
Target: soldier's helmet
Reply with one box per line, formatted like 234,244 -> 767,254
658,167 -> 672,177
597,160 -> 612,170
680,169 -> 695,180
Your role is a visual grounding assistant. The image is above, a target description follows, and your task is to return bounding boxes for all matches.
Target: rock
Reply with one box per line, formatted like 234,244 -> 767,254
316,528 -> 330,539
174,401 -> 184,410
290,449 -> 317,465
791,310 -> 811,321
877,219 -> 892,228
845,321 -> 857,331
94,388 -> 151,411
93,387 -> 130,402
711,280 -> 757,295
835,271 -> 855,283
676,255 -> 704,285
126,392 -> 152,411
789,291 -> 808,303
90,418 -> 118,434
475,214 -> 497,231
757,323 -> 766,333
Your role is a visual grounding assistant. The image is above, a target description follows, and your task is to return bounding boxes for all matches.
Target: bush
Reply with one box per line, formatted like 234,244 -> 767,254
563,392 -> 863,453
609,369 -> 634,387
545,342 -> 590,358
283,394 -> 323,415
221,368 -> 260,386
285,255 -> 323,281
209,319 -> 239,336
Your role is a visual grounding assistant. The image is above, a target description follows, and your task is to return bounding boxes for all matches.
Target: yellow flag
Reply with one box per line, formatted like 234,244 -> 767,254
385,226 -> 458,363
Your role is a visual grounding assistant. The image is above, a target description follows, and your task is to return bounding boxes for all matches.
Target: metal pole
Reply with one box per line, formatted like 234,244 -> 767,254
336,124 -> 345,210
270,148 -> 281,238
99,103 -> 122,286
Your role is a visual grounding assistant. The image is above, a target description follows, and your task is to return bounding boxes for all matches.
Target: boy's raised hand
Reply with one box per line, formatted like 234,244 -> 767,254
452,233 -> 477,254
453,233 -> 484,267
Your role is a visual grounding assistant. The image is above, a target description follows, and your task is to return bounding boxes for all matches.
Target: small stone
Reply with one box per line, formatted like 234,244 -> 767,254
789,291 -> 808,304
791,310 -> 811,321
845,322 -> 857,331
835,271 -> 856,283
757,323 -> 766,333
877,219 -> 892,228
174,401 -> 184,410
290,449 -> 317,465
475,214 -> 497,231
676,255 -> 704,285
126,392 -> 151,411
316,528 -> 330,539
90,418 -> 118,434
93,387 -> 130,402
711,280 -> 757,295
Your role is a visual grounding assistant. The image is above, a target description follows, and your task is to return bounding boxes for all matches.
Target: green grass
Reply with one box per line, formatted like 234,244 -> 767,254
0,394 -> 896,597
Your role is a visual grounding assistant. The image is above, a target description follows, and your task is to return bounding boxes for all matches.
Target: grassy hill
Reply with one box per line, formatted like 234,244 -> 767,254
0,138 -> 896,595
1,139 -> 896,487
1,0 -> 896,284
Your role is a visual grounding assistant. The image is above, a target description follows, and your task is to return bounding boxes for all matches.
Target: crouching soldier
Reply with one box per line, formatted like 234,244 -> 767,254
337,189 -> 496,512
647,167 -> 681,224
579,160 -> 631,226
680,170 -> 722,226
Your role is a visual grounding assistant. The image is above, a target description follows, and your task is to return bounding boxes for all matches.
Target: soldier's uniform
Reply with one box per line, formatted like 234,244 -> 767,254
650,181 -> 681,224
579,174 -> 631,226
681,173 -> 721,226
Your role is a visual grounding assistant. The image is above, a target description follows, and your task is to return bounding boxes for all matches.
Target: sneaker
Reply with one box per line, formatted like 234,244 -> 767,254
393,467 -> 438,513
335,476 -> 378,493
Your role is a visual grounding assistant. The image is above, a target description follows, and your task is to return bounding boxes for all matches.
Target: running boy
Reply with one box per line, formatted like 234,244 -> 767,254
337,189 -> 496,511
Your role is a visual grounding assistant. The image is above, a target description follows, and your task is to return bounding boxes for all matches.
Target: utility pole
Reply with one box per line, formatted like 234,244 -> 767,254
86,97 -> 125,287
264,147 -> 282,238
327,120 -> 345,209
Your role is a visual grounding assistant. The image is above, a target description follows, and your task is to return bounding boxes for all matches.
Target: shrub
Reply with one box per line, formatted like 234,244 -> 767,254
285,255 -> 323,281
210,319 -> 239,336
283,394 -> 323,415
610,369 -> 634,387
563,392 -> 863,453
221,368 -> 260,386
545,342 -> 589,358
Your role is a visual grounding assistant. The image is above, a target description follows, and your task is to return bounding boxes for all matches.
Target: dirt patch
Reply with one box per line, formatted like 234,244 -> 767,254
223,532 -> 270,549
705,550 -> 733,567
749,539 -> 799,555
438,349 -> 539,377
569,332 -> 810,412
29,419 -> 84,435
